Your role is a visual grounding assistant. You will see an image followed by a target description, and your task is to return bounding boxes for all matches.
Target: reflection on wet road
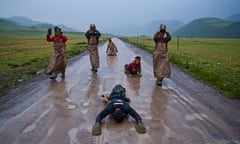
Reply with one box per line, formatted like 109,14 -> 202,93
0,38 -> 239,144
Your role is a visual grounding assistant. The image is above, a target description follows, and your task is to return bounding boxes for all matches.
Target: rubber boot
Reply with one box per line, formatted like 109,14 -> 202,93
135,122 -> 146,133
92,123 -> 101,136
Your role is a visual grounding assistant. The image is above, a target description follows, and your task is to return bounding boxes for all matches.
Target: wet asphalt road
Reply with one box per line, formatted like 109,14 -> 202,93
0,38 -> 240,144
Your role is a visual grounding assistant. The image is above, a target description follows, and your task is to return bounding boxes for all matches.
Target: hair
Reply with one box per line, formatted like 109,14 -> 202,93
110,84 -> 126,98
112,109 -> 125,123
54,26 -> 61,32
135,56 -> 141,60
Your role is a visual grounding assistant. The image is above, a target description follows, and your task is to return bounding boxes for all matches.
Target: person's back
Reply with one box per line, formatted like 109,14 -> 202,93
124,56 -> 142,76
109,84 -> 129,102
106,39 -> 118,56
92,84 -> 146,135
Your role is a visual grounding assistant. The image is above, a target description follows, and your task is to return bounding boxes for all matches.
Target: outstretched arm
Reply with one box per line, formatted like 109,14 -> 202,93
125,103 -> 142,123
95,103 -> 113,123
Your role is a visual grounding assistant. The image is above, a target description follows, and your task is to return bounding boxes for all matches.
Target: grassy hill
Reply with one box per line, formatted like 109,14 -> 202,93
0,18 -> 77,35
142,20 -> 185,36
173,17 -> 240,38
0,18 -> 33,34
8,16 -> 45,26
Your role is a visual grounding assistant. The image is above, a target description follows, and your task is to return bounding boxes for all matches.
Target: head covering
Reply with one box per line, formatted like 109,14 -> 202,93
135,56 -> 141,60
160,24 -> 166,31
109,84 -> 126,99
54,26 -> 61,32
112,109 -> 125,123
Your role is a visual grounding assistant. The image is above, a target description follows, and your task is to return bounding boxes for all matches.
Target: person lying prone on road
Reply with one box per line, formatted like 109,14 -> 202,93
92,84 -> 146,135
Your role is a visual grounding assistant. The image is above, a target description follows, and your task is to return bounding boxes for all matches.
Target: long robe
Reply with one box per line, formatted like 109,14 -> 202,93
85,30 -> 101,68
45,35 -> 67,77
153,31 -> 171,79
106,41 -> 118,56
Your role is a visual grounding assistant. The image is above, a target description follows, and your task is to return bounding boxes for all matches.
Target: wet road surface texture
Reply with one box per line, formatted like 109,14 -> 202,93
0,38 -> 240,144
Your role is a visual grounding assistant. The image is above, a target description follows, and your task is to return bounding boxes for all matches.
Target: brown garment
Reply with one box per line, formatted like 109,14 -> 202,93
45,41 -> 67,77
153,31 -> 171,79
88,45 -> 100,68
106,41 -> 118,56
85,29 -> 101,69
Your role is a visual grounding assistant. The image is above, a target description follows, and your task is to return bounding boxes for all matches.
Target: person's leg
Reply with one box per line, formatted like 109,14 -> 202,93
92,103 -> 113,135
124,103 -> 146,133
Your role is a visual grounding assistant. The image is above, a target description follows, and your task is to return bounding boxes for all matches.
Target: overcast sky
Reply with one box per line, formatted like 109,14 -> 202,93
1,0 -> 240,31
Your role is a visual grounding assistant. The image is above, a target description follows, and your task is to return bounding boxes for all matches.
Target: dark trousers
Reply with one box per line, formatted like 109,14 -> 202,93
96,101 -> 142,123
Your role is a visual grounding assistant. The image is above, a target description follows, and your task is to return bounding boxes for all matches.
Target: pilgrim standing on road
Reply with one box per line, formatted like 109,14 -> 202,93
85,24 -> 101,72
153,24 -> 171,86
45,27 -> 68,79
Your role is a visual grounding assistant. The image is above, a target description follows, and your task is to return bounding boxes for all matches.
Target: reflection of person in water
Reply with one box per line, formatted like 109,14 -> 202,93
106,53 -> 117,67
86,73 -> 100,98
48,79 -> 68,98
127,76 -> 141,96
150,86 -> 168,141
47,79 -> 76,110
92,85 -> 146,135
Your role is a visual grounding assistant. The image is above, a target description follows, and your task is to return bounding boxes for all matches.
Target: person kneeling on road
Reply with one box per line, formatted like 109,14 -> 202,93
124,56 -> 142,77
92,84 -> 146,135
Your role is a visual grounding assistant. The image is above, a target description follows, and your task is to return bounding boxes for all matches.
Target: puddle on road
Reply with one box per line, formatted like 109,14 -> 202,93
22,106 -> 52,133
185,113 -> 208,121
81,109 -> 88,114
68,128 -> 79,144
63,97 -> 77,110
83,102 -> 89,107
64,104 -> 77,110
23,124 -> 36,133
65,98 -> 72,103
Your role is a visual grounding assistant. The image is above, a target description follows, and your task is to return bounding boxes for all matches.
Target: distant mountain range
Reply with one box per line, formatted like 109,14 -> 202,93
102,20 -> 185,36
173,17 -> 240,38
0,14 -> 240,38
1,16 -> 76,32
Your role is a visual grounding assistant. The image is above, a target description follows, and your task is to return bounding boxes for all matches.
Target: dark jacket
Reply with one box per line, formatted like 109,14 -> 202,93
85,30 -> 101,45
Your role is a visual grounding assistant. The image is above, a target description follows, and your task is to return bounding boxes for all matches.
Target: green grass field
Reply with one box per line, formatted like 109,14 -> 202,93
122,37 -> 240,99
0,32 -> 109,94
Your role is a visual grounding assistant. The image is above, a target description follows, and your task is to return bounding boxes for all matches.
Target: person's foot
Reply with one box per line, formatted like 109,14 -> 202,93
135,122 -> 146,133
156,79 -> 162,86
91,68 -> 98,72
92,123 -> 101,136
137,72 -> 142,77
49,74 -> 57,79
49,76 -> 56,80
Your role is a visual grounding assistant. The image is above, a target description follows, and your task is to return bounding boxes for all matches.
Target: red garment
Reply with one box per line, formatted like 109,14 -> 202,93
46,35 -> 68,43
126,61 -> 141,74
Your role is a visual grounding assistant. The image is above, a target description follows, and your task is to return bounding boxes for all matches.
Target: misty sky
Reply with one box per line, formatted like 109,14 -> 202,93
1,0 -> 240,31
